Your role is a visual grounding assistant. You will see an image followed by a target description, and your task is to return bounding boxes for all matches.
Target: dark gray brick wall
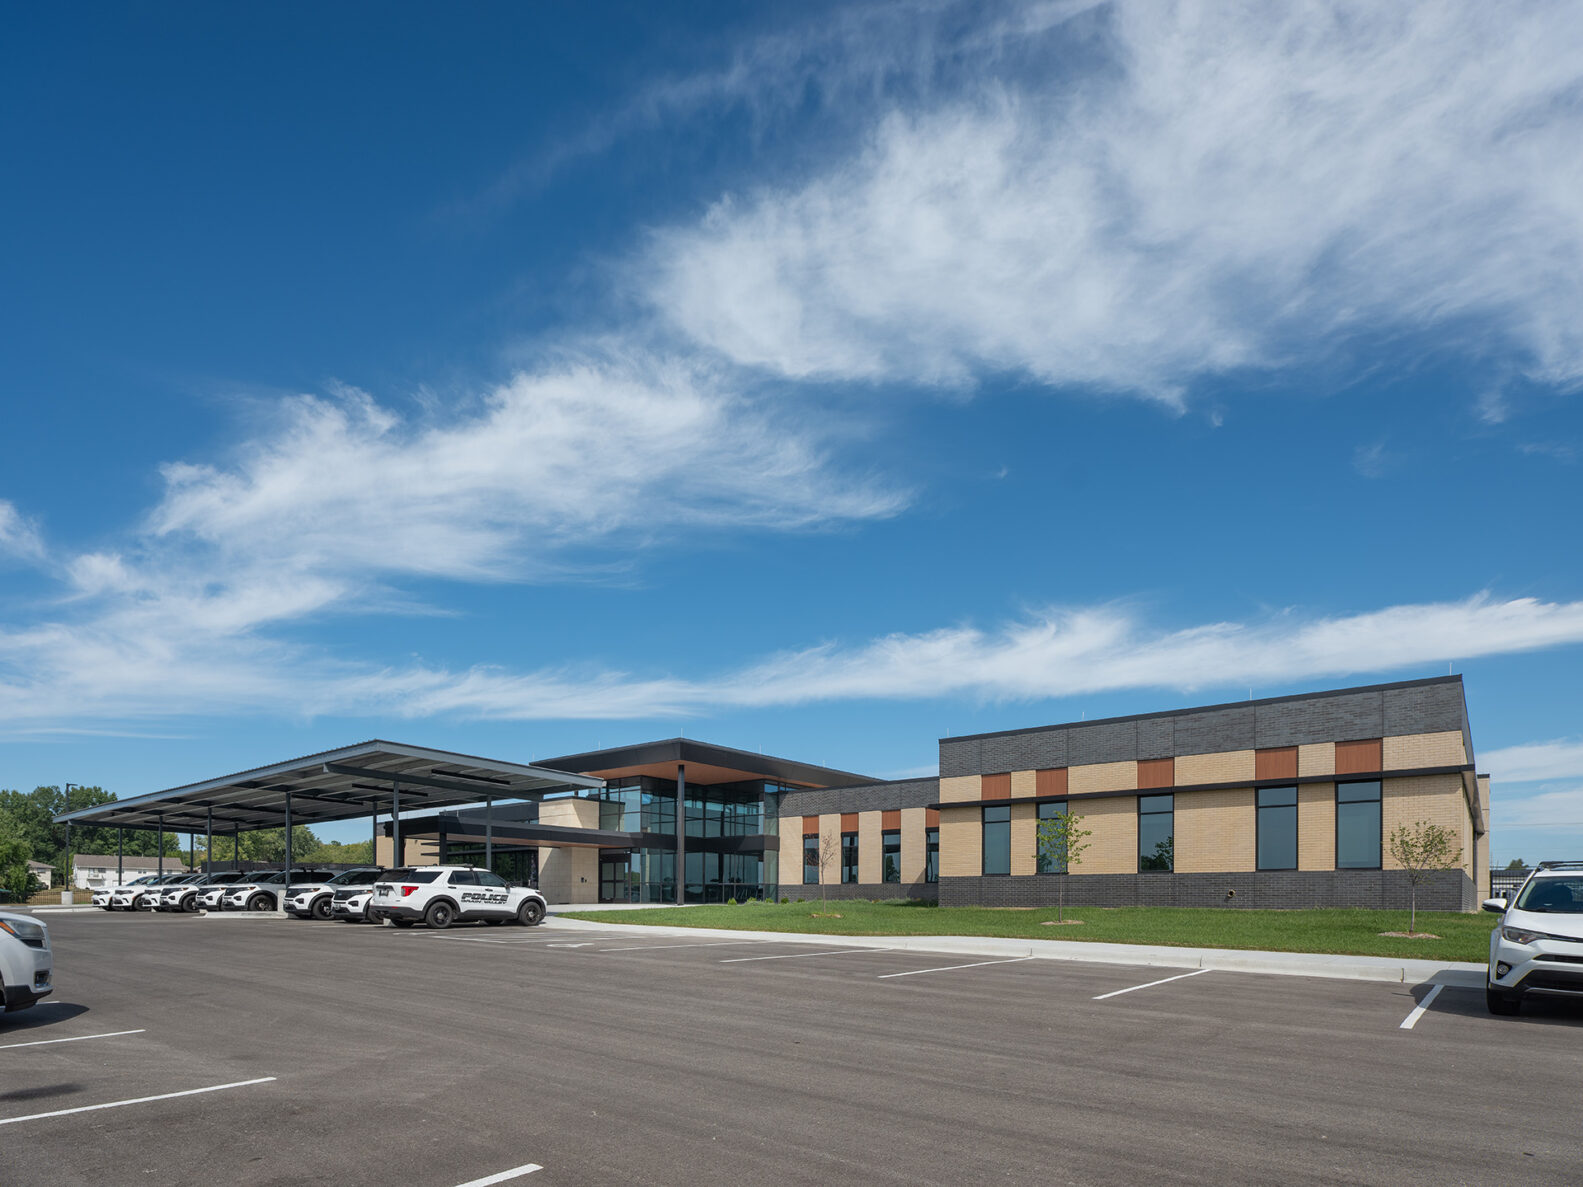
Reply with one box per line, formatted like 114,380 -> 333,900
940,869 -> 1474,911
772,881 -> 936,903
776,778 -> 938,819
941,679 -> 1471,774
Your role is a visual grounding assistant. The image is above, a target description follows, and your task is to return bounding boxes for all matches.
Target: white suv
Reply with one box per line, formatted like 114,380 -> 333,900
1483,861 -> 1583,1015
369,866 -> 547,929
94,874 -> 156,910
0,911 -> 52,1015
222,869 -> 337,912
160,871 -> 249,912
285,868 -> 383,920
111,873 -> 184,910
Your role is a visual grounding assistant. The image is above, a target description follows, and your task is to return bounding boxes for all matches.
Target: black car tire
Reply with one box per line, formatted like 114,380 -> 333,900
310,896 -> 332,921
424,900 -> 455,930
517,899 -> 546,927
1486,985 -> 1522,1016
183,895 -> 200,913
247,893 -> 274,912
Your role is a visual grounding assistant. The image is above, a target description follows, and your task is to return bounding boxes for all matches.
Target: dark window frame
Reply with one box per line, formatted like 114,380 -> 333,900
881,829 -> 901,883
1335,780 -> 1383,870
802,834 -> 819,885
1036,799 -> 1069,874
982,805 -> 1012,876
841,831 -> 859,884
924,828 -> 939,884
1138,794 -> 1175,873
1255,786 -> 1299,872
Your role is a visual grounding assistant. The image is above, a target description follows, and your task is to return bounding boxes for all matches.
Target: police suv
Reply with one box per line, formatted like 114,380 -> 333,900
111,873 -> 185,910
369,866 -> 547,929
1483,860 -> 1583,1015
93,874 -> 156,910
159,870 -> 248,912
285,868 -> 383,920
138,873 -> 205,910
221,869 -> 337,912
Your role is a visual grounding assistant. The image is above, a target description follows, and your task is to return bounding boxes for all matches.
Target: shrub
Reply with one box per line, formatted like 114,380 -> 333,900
726,897 -> 737,906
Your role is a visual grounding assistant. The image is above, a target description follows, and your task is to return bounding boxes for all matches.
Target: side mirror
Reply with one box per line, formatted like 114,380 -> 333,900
1481,897 -> 1508,914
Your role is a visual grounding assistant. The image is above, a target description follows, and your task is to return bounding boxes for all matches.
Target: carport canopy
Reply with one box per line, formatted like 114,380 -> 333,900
51,740 -> 607,834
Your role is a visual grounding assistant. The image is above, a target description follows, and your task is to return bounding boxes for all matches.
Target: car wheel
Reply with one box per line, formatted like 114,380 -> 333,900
248,894 -> 274,912
424,901 -> 455,929
310,897 -> 332,921
1486,985 -> 1522,1016
361,903 -> 375,924
516,899 -> 546,927
183,896 -> 200,913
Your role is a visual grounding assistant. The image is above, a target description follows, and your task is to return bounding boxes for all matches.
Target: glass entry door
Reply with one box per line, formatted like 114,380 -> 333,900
599,854 -> 632,903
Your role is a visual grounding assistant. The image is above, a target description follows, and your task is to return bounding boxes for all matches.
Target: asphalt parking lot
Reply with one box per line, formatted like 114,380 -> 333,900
2,912 -> 1579,1186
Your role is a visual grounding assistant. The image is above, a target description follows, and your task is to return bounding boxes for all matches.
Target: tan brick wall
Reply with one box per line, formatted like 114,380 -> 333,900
1010,803 -> 1038,876
538,846 -> 597,903
1009,770 -> 1038,798
939,805 -> 981,879
1069,761 -> 1137,795
858,811 -> 883,884
1383,774 -> 1473,878
819,814 -> 842,885
375,836 -> 437,866
939,775 -> 980,804
1175,749 -> 1255,785
539,798 -> 601,829
1298,743 -> 1335,777
1298,783 -> 1335,869
1071,796 -> 1136,874
900,807 -> 928,884
1174,788 -> 1255,873
1383,731 -> 1467,770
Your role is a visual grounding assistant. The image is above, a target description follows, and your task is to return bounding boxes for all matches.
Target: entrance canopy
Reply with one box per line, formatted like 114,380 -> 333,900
52,740 -> 607,834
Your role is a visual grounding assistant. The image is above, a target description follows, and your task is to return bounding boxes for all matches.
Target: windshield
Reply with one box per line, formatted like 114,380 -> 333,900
1515,876 -> 1583,913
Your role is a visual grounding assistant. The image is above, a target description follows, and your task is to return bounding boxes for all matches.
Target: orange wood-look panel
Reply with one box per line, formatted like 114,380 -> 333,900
1334,738 -> 1383,775
1137,757 -> 1175,789
803,816 -> 820,836
925,808 -> 940,827
840,813 -> 859,831
981,773 -> 1012,800
1035,768 -> 1069,797
881,810 -> 901,830
1255,747 -> 1299,780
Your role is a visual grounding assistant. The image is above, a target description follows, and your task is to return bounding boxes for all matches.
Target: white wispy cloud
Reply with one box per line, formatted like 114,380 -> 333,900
1482,739 -> 1583,784
1495,786 -> 1583,830
0,501 -> 45,564
643,0 -> 1583,399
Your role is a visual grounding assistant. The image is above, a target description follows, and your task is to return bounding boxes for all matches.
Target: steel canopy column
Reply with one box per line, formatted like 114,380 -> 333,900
485,795 -> 493,871
234,826 -> 241,871
205,809 -> 213,877
675,763 -> 686,905
158,817 -> 165,875
391,780 -> 401,867
117,828 -> 123,884
372,809 -> 378,864
283,792 -> 293,910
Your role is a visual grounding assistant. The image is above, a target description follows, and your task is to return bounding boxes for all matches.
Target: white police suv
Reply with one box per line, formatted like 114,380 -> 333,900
331,885 -> 378,923
0,911 -> 51,1015
112,873 -> 185,910
94,874 -> 157,910
222,869 -> 337,912
369,866 -> 547,929
159,871 -> 249,912
285,868 -> 383,920
139,873 -> 205,910
1483,861 -> 1583,1015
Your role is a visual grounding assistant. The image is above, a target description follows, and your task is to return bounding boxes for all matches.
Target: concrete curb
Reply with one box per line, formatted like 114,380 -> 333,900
196,910 -> 290,919
16,905 -> 103,915
544,916 -> 1486,986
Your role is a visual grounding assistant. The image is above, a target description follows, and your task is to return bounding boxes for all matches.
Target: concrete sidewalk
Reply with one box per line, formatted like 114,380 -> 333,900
543,914 -> 1486,987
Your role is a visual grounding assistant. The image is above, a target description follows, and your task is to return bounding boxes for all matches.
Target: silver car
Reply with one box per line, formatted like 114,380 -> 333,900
0,911 -> 52,1015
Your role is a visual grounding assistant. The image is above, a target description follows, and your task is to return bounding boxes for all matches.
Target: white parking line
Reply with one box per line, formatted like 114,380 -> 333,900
721,947 -> 898,963
1091,969 -> 1210,1000
0,1077 -> 276,1127
878,956 -> 1033,979
1399,983 -> 1443,1030
453,1163 -> 543,1186
600,940 -> 775,952
0,1029 -> 146,1051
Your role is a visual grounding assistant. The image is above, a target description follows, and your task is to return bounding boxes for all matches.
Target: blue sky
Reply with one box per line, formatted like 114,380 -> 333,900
3,1 -> 1582,860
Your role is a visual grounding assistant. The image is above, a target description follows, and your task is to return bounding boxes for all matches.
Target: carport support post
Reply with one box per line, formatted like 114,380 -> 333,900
283,793 -> 293,910
158,816 -> 165,875
485,795 -> 493,871
391,780 -> 401,867
117,828 -> 123,883
205,808 -> 212,876
675,763 -> 686,905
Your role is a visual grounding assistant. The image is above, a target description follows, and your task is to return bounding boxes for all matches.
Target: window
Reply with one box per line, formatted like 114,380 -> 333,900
925,828 -> 939,883
882,830 -> 901,882
803,834 -> 819,885
1036,800 -> 1069,873
448,870 -> 479,885
1256,787 -> 1298,871
1336,781 -> 1382,869
1138,794 -> 1174,872
841,831 -> 859,883
477,871 -> 508,888
982,805 -> 1011,875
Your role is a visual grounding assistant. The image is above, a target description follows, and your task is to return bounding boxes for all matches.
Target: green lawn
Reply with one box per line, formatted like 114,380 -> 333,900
559,899 -> 1497,962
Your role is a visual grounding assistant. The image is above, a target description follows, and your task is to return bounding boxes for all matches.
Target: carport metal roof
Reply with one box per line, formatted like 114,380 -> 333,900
51,740 -> 606,834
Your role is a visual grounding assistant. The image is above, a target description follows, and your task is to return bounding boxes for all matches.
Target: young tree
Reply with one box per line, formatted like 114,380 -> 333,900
817,831 -> 840,905
1035,810 -> 1092,922
0,806 -> 32,900
1387,820 -> 1464,937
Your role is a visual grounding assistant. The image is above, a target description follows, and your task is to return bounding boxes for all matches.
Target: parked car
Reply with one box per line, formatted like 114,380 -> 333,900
221,869 -> 338,912
1483,860 -> 1583,1015
110,873 -> 185,910
136,873 -> 205,911
285,868 -> 384,920
158,870 -> 249,912
331,885 -> 379,924
369,866 -> 547,929
94,874 -> 157,910
0,911 -> 52,1015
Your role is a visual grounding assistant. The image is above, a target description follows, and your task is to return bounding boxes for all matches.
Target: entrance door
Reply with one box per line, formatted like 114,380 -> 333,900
599,854 -> 631,903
